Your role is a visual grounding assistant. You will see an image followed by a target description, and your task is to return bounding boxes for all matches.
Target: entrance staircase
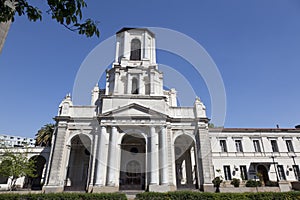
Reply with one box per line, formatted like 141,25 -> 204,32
119,190 -> 144,200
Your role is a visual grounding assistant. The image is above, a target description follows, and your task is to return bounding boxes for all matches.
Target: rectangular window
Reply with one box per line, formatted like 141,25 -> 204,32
271,140 -> 279,152
286,140 -> 294,152
240,165 -> 248,180
277,165 -> 286,180
235,140 -> 243,152
293,165 -> 300,181
253,140 -> 261,152
224,165 -> 232,180
220,140 -> 228,152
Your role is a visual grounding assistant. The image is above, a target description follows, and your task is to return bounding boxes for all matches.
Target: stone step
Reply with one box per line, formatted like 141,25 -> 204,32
119,190 -> 144,200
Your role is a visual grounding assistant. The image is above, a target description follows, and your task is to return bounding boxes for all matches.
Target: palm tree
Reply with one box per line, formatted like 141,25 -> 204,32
35,124 -> 54,147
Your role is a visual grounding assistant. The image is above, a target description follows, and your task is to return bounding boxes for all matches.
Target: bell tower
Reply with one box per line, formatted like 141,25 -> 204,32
114,28 -> 156,67
105,28 -> 163,96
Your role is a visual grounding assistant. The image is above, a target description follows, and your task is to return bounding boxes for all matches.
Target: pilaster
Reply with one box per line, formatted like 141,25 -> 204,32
43,121 -> 69,193
195,123 -> 214,191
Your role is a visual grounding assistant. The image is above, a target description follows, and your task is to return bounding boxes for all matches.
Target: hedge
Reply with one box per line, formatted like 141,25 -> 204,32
135,191 -> 300,200
245,180 -> 262,187
0,193 -> 127,200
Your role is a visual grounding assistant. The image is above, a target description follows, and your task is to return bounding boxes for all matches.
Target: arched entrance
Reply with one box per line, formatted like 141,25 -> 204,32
119,134 -> 146,190
257,165 -> 269,184
64,135 -> 91,191
174,135 -> 198,189
23,155 -> 46,190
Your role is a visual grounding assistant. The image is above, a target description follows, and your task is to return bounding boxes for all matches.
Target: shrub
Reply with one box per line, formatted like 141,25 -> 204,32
231,178 -> 240,187
135,191 -> 300,200
245,179 -> 262,187
265,180 -> 278,187
0,193 -> 127,200
212,176 -> 223,187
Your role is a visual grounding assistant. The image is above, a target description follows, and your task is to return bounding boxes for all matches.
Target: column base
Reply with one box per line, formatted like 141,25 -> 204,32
87,184 -> 93,193
149,184 -> 171,192
279,181 -> 291,192
42,185 -> 64,193
202,183 -> 215,192
92,186 -> 119,193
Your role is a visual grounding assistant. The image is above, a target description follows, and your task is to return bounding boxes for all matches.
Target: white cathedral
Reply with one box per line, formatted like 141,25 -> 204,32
1,28 -> 299,193
43,28 -> 213,193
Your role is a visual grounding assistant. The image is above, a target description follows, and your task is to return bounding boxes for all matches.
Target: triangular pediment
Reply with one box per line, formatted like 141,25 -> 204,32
99,103 -> 167,119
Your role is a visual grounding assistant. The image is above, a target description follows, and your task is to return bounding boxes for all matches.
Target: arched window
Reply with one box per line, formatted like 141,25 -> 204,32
132,78 -> 138,94
130,39 -> 141,60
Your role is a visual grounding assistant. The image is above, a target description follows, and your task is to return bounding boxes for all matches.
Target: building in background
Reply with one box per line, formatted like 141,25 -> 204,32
0,134 -> 35,147
0,146 -> 50,191
210,127 -> 300,192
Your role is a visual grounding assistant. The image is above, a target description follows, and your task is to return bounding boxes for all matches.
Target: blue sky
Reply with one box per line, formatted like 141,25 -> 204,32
0,0 -> 300,137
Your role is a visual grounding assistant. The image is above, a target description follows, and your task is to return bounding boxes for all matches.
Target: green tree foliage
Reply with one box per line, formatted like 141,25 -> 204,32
208,123 -> 215,128
0,149 -> 37,191
0,0 -> 99,37
35,123 -> 54,147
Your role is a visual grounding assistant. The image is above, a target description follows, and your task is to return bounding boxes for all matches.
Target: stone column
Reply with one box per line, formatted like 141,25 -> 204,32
150,71 -> 155,94
105,73 -> 109,95
115,41 -> 120,63
114,70 -> 119,94
123,31 -> 130,59
150,126 -> 159,185
106,126 -> 118,186
127,74 -> 132,94
143,32 -> 148,59
186,151 -> 193,185
160,126 -> 168,185
95,126 -> 108,186
63,145 -> 71,186
181,160 -> 187,184
190,147 -> 197,184
88,134 -> 98,190
139,74 -> 145,95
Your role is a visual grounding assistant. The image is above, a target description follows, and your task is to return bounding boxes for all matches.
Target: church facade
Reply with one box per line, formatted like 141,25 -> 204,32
43,28 -> 214,193
40,28 -> 300,193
